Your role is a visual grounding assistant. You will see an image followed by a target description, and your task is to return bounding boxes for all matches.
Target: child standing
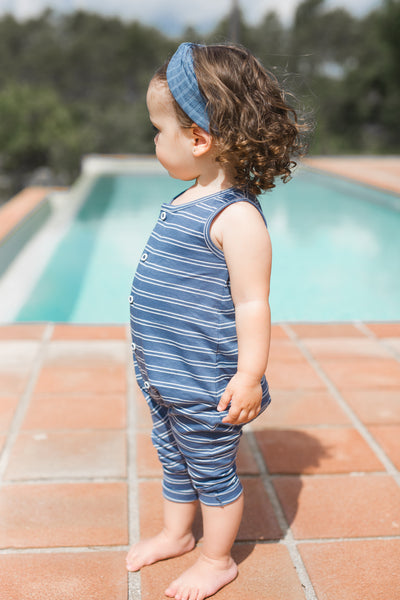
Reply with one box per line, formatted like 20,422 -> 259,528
127,42 -> 303,600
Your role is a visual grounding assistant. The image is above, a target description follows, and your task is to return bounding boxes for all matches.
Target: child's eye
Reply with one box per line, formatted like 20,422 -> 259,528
152,125 -> 159,134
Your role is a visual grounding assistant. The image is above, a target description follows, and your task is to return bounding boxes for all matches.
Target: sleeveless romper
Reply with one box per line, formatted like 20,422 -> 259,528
129,187 -> 271,506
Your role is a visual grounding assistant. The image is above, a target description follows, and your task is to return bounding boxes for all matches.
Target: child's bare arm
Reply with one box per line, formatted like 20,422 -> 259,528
211,201 -> 272,425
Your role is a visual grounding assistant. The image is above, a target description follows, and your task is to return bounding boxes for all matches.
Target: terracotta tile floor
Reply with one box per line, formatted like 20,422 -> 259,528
0,322 -> 399,599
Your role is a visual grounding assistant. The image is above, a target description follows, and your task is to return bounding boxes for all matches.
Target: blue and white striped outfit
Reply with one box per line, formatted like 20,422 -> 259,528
129,187 -> 271,506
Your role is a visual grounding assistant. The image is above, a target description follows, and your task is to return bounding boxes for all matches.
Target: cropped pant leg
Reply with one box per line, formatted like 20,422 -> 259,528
144,381 -> 271,508
162,383 -> 271,506
167,406 -> 244,507
144,393 -> 199,503
145,392 -> 243,506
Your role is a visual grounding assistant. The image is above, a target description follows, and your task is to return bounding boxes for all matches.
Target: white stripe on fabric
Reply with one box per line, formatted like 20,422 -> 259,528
132,274 -> 230,302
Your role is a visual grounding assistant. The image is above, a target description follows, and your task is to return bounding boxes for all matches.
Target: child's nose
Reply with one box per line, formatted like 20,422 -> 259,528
154,133 -> 159,144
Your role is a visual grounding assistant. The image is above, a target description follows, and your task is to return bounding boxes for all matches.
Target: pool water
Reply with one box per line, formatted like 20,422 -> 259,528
15,169 -> 400,323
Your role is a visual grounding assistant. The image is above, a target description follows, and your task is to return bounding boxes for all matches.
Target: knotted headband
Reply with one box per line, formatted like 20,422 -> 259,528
166,42 -> 210,133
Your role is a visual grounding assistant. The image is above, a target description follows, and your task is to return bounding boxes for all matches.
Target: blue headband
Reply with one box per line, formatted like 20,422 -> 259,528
166,42 -> 210,133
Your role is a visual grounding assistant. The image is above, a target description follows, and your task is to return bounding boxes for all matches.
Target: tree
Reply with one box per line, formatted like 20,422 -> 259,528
333,0 -> 400,153
0,83 -> 80,178
243,11 -> 288,71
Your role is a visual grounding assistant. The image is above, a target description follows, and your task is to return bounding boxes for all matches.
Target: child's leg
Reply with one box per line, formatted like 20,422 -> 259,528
165,494 -> 243,599
126,395 -> 200,572
126,497 -> 197,572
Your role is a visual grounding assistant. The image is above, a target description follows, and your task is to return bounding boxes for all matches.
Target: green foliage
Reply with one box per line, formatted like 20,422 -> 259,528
0,0 -> 398,188
0,82 -> 80,175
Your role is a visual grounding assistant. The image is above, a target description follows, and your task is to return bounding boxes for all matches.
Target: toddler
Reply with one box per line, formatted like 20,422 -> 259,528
126,42 -> 303,600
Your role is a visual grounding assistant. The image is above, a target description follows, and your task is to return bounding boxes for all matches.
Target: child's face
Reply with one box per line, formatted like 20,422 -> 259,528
146,79 -> 198,181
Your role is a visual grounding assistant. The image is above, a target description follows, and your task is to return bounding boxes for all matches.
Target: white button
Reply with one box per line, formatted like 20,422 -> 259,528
129,295 -> 133,304
144,381 -> 150,390
131,342 -> 136,351
160,211 -> 167,221
141,252 -> 148,262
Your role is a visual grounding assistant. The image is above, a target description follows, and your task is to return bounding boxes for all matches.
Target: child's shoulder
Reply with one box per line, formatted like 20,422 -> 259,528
219,196 -> 265,225
210,196 -> 269,251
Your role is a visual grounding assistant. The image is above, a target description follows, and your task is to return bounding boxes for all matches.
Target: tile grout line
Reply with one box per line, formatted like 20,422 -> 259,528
2,477 -> 129,485
357,321 -> 400,362
282,322 -> 400,489
3,531 -> 400,557
9,427 -> 134,434
270,471 -> 390,480
294,534 -> 400,543
0,546 -> 130,555
245,429 -> 318,600
0,323 -> 54,483
2,470 -> 393,486
126,330 -> 141,600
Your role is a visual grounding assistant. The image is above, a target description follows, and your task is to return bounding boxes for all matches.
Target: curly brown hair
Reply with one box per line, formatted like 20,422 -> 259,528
154,43 -> 306,196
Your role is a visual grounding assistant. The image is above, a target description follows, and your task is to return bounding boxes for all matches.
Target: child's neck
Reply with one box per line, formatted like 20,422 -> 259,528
174,165 -> 235,206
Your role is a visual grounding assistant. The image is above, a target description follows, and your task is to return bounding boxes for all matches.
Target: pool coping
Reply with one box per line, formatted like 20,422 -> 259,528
303,156 -> 400,197
0,186 -> 65,245
0,186 -> 71,280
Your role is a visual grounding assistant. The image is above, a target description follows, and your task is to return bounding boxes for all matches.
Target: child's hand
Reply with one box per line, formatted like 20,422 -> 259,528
217,372 -> 262,425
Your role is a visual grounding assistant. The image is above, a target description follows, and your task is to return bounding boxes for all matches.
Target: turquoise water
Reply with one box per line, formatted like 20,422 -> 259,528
16,170 -> 400,323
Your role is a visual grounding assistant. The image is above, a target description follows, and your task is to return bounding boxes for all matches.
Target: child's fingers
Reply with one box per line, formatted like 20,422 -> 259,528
217,389 -> 232,412
222,405 -> 259,425
222,412 -> 238,424
222,404 -> 244,424
222,412 -> 243,424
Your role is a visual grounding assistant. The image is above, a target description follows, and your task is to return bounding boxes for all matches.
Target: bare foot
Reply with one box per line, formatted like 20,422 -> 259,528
126,530 -> 195,572
165,553 -> 238,600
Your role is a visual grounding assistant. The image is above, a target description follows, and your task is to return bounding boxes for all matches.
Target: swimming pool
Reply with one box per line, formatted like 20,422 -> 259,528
2,166 -> 400,323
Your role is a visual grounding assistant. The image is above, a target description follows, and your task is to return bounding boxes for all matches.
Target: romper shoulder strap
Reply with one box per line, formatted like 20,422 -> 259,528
203,188 -> 268,259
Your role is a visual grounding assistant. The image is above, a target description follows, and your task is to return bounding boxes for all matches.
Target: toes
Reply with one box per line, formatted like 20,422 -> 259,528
126,558 -> 139,572
165,583 -> 177,598
177,588 -> 190,600
165,583 -> 187,600
174,589 -> 184,600
125,548 -> 138,569
125,556 -> 137,571
189,588 -> 200,600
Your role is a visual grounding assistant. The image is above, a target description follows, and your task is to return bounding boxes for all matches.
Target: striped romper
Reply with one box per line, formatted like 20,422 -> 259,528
129,187 -> 271,506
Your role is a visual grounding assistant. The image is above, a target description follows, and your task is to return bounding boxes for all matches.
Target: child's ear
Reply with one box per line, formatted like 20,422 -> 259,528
191,125 -> 212,156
